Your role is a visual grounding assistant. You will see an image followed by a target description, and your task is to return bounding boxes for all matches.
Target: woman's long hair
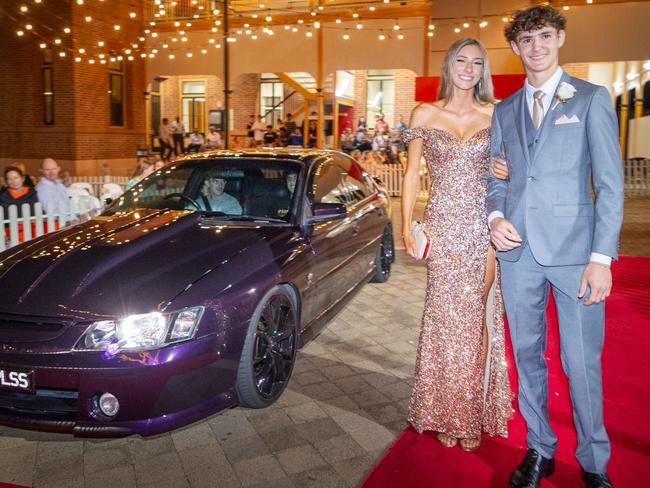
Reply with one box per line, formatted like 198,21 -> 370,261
438,38 -> 495,105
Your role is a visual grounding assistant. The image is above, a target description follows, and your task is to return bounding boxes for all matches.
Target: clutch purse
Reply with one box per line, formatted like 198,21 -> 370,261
410,221 -> 431,260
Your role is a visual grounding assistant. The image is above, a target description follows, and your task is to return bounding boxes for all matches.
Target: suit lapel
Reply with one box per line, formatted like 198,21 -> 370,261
532,72 -> 573,165
513,89 -> 531,166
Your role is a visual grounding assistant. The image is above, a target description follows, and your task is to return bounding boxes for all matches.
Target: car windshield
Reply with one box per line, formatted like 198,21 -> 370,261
104,158 -> 302,222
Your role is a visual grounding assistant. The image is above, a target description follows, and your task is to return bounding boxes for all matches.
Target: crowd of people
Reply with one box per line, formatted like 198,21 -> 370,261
1,159 -> 70,218
158,117 -> 224,161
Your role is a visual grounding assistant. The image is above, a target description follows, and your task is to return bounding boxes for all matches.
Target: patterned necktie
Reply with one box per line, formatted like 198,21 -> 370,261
532,90 -> 545,129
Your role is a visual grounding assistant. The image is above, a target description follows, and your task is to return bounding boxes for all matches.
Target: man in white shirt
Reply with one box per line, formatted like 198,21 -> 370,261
251,116 -> 266,146
171,116 -> 186,156
197,173 -> 242,214
488,6 -> 622,488
187,129 -> 204,153
158,118 -> 173,160
36,158 -> 70,215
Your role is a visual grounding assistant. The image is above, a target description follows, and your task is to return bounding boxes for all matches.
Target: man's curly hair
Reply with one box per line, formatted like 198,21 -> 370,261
504,5 -> 567,43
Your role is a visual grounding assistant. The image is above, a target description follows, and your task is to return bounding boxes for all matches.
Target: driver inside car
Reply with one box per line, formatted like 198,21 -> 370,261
197,172 -> 242,214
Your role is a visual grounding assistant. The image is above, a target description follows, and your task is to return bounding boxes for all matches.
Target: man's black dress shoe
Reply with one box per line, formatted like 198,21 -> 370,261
582,470 -> 614,488
508,448 -> 555,488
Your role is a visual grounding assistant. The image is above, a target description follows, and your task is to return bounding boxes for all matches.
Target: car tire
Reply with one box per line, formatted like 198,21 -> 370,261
236,285 -> 298,408
370,224 -> 394,283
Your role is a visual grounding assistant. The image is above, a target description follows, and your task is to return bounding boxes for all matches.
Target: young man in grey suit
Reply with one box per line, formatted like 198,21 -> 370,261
487,6 -> 623,488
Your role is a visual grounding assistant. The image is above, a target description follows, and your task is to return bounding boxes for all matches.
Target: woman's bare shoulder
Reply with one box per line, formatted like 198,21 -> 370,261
409,102 -> 441,127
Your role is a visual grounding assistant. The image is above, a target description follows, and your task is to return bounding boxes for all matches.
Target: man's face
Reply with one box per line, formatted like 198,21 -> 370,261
207,177 -> 226,196
511,26 -> 565,75
41,160 -> 60,181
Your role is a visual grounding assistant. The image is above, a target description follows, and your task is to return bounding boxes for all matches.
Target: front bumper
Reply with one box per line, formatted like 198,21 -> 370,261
0,334 -> 239,437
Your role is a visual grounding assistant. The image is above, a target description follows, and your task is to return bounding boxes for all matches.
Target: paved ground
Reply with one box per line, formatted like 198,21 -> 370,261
0,197 -> 647,488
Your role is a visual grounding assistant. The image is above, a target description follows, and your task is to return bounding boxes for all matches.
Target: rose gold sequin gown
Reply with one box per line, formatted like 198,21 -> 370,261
402,126 -> 512,439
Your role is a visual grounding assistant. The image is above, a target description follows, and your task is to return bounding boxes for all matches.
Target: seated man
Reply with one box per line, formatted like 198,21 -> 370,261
204,127 -> 222,150
197,172 -> 242,214
187,129 -> 204,153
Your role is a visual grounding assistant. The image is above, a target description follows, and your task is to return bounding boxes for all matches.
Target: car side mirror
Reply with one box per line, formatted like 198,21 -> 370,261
307,202 -> 347,223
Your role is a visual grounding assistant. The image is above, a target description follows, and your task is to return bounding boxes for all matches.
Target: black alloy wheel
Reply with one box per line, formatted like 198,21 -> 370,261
371,225 -> 394,283
236,285 -> 298,408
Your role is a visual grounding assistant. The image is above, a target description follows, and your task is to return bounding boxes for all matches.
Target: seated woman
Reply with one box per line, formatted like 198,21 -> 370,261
204,127 -> 223,150
197,172 -> 242,214
126,159 -> 154,189
1,165 -> 39,243
1,166 -> 38,216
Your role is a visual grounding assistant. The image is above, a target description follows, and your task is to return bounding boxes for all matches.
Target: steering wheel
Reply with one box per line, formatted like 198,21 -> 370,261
163,192 -> 201,210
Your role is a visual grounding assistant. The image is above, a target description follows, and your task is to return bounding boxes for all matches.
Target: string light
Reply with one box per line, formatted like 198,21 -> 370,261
463,22 -> 470,28
343,33 -> 350,40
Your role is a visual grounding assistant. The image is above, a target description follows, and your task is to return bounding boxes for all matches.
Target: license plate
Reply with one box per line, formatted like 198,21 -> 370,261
0,366 -> 35,394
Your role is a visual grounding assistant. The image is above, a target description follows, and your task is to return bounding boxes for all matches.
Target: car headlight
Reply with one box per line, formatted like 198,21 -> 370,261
75,307 -> 204,353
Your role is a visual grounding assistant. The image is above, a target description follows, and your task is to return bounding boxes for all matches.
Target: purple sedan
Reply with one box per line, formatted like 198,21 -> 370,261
0,149 -> 394,437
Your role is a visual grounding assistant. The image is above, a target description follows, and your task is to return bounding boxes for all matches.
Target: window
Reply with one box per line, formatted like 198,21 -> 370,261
310,158 -> 372,209
109,60 -> 124,126
366,70 -> 395,127
181,80 -> 206,133
42,50 -> 53,125
260,73 -> 283,127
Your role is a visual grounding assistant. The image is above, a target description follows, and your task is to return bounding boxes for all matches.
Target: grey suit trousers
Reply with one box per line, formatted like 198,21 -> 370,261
500,245 -> 610,474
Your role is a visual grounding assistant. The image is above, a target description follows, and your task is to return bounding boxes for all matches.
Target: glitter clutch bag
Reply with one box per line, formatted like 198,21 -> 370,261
410,221 -> 431,260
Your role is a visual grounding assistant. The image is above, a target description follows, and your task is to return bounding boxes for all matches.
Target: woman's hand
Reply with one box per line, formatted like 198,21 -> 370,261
403,231 -> 417,259
490,157 -> 509,180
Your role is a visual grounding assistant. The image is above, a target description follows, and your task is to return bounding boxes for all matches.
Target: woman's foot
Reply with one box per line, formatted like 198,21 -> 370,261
437,433 -> 458,448
459,437 -> 481,451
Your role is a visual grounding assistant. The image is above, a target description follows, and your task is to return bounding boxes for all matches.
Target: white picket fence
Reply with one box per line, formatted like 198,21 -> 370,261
364,163 -> 431,197
624,158 -> 650,196
0,200 -> 100,252
68,176 -> 129,197
365,159 -> 650,197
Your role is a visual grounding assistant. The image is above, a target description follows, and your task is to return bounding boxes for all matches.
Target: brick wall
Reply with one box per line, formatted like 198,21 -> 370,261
0,0 -> 147,176
231,73 -> 260,132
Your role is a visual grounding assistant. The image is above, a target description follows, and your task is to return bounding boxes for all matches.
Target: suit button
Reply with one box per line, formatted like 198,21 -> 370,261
528,176 -> 535,181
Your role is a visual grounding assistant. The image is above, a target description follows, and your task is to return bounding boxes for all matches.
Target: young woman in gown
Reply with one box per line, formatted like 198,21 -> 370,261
401,38 -> 512,451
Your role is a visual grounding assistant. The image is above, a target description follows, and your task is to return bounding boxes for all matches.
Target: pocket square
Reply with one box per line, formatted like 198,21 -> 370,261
554,114 -> 581,125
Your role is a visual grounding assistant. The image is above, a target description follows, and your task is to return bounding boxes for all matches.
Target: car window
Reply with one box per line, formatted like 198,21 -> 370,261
310,162 -> 349,206
105,159 -> 301,222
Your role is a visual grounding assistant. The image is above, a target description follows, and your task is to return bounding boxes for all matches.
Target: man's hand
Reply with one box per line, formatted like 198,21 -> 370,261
489,217 -> 522,251
579,262 -> 612,305
490,157 -> 509,181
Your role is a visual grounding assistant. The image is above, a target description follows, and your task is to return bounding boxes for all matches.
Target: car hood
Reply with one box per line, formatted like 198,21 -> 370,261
0,209 -> 292,321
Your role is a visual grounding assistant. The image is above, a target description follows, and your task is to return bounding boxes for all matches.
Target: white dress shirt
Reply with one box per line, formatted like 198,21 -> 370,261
489,68 -> 611,266
36,178 -> 70,215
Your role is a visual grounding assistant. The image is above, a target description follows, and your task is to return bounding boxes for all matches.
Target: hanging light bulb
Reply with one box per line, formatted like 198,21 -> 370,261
378,34 -> 385,40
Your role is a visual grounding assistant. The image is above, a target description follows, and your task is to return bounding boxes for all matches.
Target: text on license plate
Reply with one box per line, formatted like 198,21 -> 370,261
0,367 -> 35,393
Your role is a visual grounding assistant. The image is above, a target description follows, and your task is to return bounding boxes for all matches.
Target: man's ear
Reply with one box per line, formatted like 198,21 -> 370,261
510,40 -> 521,56
557,29 -> 566,48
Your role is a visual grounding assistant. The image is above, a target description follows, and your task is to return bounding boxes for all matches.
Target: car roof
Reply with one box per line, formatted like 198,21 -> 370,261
179,148 -> 341,165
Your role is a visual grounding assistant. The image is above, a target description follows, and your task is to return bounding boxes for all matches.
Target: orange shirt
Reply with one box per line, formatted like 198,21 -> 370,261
7,186 -> 29,200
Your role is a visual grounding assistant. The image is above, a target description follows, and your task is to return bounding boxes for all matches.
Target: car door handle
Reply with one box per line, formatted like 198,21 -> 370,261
352,225 -> 361,236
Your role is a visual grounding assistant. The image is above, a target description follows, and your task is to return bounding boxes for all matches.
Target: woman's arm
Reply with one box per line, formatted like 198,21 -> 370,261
401,104 -> 431,258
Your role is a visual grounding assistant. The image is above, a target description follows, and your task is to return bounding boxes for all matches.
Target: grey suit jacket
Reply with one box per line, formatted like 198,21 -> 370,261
486,72 -> 624,266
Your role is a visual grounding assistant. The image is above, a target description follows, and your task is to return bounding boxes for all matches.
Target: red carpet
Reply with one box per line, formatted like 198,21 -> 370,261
362,256 -> 650,488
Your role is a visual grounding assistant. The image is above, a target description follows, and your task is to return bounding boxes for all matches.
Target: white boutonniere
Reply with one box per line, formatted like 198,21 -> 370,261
552,82 -> 577,110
